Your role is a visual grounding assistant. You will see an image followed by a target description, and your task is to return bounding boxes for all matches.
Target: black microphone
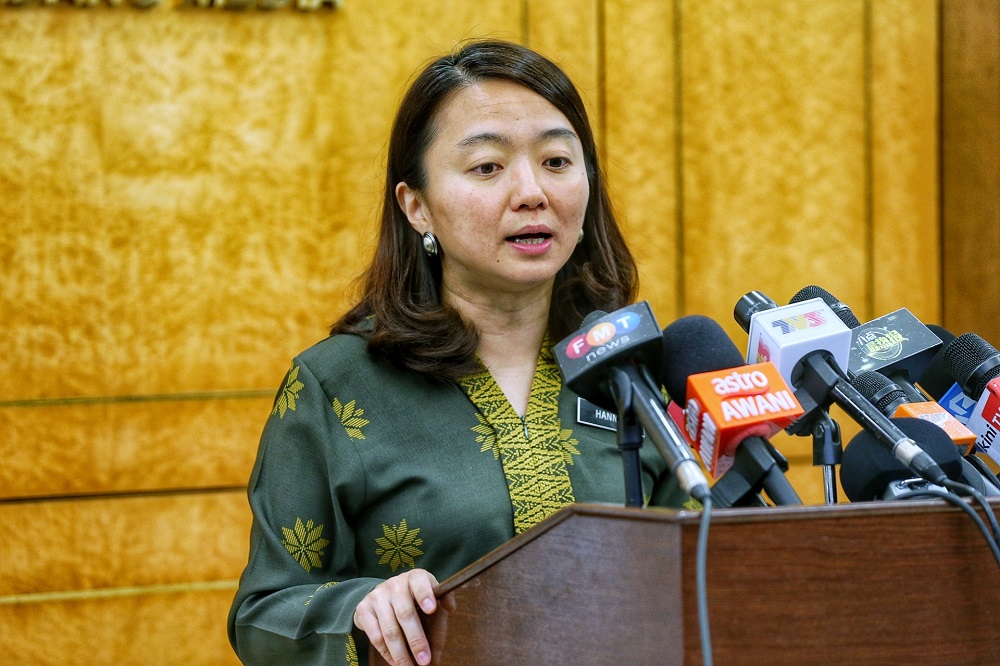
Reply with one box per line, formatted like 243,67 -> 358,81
940,333 -> 1000,466
554,303 -> 711,502
790,285 -> 861,328
661,315 -> 803,508
945,333 -> 1000,401
789,286 -> 942,402
917,326 -> 983,428
915,328 -> 1000,492
917,324 -> 959,401
840,417 -> 964,501
850,370 -> 977,452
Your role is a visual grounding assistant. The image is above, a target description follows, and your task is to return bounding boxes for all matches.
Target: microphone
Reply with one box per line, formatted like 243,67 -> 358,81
943,333 -> 1000,466
846,308 -> 943,394
850,370 -> 977,454
789,286 -> 944,400
946,333 -> 1000,402
789,285 -> 861,328
554,302 -> 711,502
919,326 -> 988,426
917,325 -> 962,402
735,292 -> 853,385
916,329 -> 1000,490
661,315 -> 804,507
733,292 -> 949,487
840,417 -> 965,501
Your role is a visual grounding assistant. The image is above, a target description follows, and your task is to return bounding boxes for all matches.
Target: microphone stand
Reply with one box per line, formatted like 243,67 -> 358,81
710,438 -> 802,508
607,370 -> 646,507
809,411 -> 842,505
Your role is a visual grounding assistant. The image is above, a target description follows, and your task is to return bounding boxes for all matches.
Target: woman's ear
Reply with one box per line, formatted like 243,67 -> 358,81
395,182 -> 430,235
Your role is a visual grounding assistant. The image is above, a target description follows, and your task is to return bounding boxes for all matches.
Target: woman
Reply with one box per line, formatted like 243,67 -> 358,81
228,39 -> 687,666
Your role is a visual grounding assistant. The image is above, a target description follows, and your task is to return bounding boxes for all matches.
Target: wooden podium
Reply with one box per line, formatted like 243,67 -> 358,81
372,500 -> 1000,665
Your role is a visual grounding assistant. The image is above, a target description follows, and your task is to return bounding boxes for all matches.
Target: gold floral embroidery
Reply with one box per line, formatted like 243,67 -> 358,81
554,426 -> 581,464
459,342 -> 580,534
472,412 -> 499,459
273,364 -> 305,419
332,398 -> 369,440
281,517 -> 331,572
346,635 -> 358,666
375,519 -> 424,572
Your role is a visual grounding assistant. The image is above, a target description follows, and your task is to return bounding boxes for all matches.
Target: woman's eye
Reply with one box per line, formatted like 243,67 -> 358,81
545,156 -> 570,169
472,163 -> 501,175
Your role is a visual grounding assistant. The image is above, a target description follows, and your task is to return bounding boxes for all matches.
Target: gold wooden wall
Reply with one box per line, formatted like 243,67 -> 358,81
0,1 -> 939,662
941,0 -> 1000,343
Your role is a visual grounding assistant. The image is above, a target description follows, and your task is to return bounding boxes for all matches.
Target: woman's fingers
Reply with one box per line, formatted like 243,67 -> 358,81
409,570 -> 439,615
355,570 -> 440,666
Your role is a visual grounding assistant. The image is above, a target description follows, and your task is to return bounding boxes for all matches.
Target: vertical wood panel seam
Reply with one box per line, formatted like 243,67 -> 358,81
521,0 -> 530,46
596,0 -> 606,152
673,0 -> 685,316
934,0 -> 948,316
863,0 -> 874,319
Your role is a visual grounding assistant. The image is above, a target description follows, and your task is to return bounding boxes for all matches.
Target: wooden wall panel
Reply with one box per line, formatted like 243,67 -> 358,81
0,397 -> 270,500
525,0 -> 602,141
1,13 -> 334,400
1,490 -> 248,595
603,0 -> 680,322
941,0 -> 1000,343
0,588 -> 240,665
870,0 -> 940,323
679,0 -> 868,338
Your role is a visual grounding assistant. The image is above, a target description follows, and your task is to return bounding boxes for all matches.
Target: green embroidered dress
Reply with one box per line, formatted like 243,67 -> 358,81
228,331 -> 688,665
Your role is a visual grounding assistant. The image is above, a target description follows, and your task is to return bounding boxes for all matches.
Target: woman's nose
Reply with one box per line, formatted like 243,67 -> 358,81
508,162 -> 548,210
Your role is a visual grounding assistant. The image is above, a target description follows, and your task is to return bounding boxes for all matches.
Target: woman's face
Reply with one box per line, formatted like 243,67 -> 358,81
397,79 -> 590,303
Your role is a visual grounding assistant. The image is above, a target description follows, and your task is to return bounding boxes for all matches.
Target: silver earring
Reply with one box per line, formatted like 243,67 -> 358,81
422,231 -> 439,257
577,227 -> 585,244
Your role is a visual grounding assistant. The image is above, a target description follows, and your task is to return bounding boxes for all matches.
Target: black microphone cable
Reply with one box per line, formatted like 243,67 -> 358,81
939,478 -> 1000,546
841,419 -> 1000,571
965,454 -> 1000,492
894,486 -> 1000,570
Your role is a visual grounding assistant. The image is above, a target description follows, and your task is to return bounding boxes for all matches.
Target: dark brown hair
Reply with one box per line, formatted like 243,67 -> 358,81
332,39 -> 637,382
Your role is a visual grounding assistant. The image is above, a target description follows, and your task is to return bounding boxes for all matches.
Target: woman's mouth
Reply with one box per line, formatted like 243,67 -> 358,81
506,231 -> 554,255
507,234 -> 552,245
507,232 -> 551,245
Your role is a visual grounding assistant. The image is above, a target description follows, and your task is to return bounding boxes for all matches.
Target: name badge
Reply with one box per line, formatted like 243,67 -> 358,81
577,398 -> 618,431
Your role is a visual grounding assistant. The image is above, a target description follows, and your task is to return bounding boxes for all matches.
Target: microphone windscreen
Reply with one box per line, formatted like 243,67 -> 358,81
918,324 -> 957,400
661,315 -> 745,406
945,333 -> 1000,398
851,371 -> 906,413
581,310 -> 609,328
840,417 -> 964,501
789,285 -> 862,328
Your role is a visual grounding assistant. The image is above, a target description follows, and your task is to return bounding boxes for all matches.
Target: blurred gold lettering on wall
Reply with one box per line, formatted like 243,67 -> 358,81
0,0 -> 343,8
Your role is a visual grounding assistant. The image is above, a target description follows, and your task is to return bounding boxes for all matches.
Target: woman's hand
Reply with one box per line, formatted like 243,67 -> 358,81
354,568 -> 439,666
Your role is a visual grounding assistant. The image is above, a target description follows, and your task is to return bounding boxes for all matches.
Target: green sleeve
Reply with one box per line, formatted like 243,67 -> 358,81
228,358 -> 375,666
